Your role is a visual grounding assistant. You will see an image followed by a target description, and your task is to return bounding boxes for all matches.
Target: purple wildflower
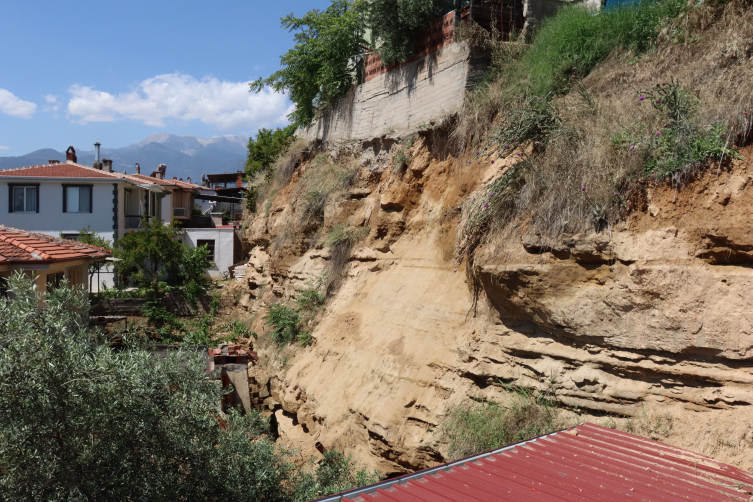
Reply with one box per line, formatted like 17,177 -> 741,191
639,95 -> 645,101
489,193 -> 494,198
655,99 -> 660,104
491,160 -> 494,164
629,145 -> 635,150
656,131 -> 661,136
580,186 -> 586,191
484,203 -> 489,209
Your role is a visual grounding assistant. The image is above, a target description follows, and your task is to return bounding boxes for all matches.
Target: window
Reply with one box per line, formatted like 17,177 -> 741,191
0,276 -> 8,297
64,185 -> 92,213
9,185 -> 38,213
46,272 -> 64,291
197,239 -> 215,263
62,233 -> 80,241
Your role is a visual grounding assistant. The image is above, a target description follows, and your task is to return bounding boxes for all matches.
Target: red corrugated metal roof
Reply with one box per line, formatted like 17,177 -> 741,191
0,162 -> 123,179
314,423 -> 753,502
0,226 -> 111,264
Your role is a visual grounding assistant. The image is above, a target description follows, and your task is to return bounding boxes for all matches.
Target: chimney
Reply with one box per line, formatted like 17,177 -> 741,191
48,159 -> 60,164
187,177 -> 191,184
65,146 -> 77,164
135,163 -> 140,174
236,171 -> 243,188
158,164 -> 167,180
102,159 -> 113,172
93,142 -> 102,169
172,176 -> 177,180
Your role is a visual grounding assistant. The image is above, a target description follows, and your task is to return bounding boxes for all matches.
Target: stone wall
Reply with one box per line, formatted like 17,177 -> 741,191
300,42 -> 488,143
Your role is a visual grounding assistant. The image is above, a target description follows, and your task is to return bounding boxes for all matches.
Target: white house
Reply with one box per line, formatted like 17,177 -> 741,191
0,147 -> 242,287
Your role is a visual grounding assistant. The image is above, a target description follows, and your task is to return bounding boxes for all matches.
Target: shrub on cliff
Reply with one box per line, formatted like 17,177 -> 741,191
440,385 -> 562,461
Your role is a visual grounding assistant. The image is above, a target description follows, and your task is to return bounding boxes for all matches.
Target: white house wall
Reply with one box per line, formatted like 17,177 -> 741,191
0,180 -> 121,244
182,228 -> 235,280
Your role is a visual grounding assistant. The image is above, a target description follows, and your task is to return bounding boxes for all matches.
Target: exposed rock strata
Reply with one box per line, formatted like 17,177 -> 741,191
232,139 -> 753,477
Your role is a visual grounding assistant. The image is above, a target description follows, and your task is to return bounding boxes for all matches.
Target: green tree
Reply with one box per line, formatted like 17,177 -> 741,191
74,226 -> 112,291
251,0 -> 367,127
114,219 -> 185,297
114,219 -> 210,302
245,124 -> 298,179
363,0 -> 453,66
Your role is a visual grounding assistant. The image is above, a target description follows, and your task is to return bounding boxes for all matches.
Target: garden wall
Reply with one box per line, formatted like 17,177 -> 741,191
90,294 -> 221,317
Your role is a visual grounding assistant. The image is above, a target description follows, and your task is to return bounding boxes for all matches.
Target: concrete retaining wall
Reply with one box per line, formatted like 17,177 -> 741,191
300,42 -> 488,143
90,295 -> 218,317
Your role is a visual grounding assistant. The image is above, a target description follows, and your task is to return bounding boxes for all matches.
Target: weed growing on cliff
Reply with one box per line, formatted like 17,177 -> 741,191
264,304 -> 301,346
614,80 -> 740,181
440,384 -> 562,461
296,276 -> 327,315
300,154 -> 358,223
326,224 -> 370,292
393,135 -> 415,173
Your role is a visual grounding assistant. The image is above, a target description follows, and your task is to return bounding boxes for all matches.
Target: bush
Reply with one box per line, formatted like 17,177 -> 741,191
615,80 -> 740,179
264,303 -> 301,346
440,385 -> 562,461
293,450 -> 379,502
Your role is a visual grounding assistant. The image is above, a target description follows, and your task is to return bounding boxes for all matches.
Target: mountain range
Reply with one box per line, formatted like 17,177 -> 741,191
0,133 -> 249,183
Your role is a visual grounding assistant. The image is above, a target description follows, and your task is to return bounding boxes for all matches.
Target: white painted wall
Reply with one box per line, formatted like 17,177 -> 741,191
0,180 -> 121,244
182,227 -> 236,280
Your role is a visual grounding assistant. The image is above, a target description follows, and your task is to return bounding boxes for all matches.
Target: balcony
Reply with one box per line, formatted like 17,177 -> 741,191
125,215 -> 144,229
173,207 -> 189,219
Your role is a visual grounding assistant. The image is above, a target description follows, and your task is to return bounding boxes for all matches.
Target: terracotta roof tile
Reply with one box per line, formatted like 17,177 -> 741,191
0,162 -> 124,179
0,226 -> 112,264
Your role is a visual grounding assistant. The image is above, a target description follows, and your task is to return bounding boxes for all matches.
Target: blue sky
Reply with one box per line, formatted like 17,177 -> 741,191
0,0 -> 331,155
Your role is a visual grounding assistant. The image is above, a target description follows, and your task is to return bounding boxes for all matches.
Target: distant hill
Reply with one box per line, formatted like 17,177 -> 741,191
0,133 -> 249,183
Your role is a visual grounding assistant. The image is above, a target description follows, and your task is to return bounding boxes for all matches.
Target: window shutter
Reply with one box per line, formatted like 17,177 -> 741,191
63,186 -> 67,213
7,185 -> 11,213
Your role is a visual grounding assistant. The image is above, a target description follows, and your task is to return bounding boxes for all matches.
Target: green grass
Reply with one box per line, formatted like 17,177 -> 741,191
440,385 -> 563,461
494,0 -> 685,98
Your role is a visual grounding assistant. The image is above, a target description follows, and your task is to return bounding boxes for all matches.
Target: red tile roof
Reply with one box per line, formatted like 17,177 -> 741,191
0,226 -> 111,264
317,423 -> 753,502
0,162 -> 123,179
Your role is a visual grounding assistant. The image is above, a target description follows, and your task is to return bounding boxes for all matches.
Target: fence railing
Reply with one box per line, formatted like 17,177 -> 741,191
173,207 -> 188,218
125,215 -> 144,229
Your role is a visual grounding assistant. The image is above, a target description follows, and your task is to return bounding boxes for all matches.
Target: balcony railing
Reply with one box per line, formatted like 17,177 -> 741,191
173,207 -> 188,218
125,215 -> 144,229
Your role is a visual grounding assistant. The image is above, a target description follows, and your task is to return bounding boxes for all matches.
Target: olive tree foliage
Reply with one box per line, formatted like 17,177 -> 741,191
0,273 -> 290,502
0,274 -> 379,501
250,0 -> 367,128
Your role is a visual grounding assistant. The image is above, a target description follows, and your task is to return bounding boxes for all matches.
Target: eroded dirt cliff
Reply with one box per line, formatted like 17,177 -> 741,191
228,135 -> 753,477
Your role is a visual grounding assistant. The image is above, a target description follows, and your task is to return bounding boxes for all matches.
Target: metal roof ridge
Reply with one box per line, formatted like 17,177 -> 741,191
310,428 -> 568,502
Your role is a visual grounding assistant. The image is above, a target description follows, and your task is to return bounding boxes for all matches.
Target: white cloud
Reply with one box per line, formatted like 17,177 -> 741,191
0,89 -> 36,118
66,73 -> 290,130
0,145 -> 9,150
44,94 -> 60,113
